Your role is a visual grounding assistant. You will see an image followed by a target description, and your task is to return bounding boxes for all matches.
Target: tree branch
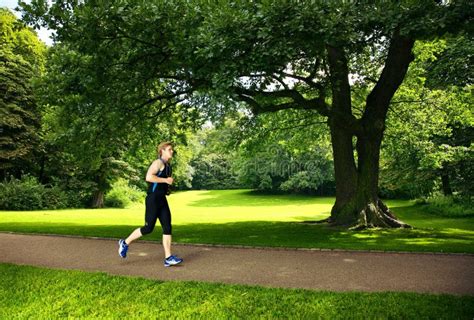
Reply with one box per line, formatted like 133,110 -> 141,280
364,29 -> 415,127
390,99 -> 429,105
326,45 -> 363,135
128,89 -> 192,113
147,103 -> 175,119
326,45 -> 352,115
114,25 -> 161,49
278,71 -> 323,90
271,74 -> 290,90
234,87 -> 330,117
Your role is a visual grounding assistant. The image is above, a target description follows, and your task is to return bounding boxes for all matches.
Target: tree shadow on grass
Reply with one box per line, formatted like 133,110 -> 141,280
174,221 -> 474,254
391,205 -> 474,230
2,219 -> 472,254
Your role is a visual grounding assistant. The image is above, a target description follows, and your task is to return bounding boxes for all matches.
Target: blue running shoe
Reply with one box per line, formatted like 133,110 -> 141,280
164,255 -> 183,267
118,239 -> 128,258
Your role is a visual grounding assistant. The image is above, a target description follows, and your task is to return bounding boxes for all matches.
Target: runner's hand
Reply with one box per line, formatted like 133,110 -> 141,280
166,177 -> 174,185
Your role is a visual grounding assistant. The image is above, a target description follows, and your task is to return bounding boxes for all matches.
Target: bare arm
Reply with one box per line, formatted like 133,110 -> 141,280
145,160 -> 173,184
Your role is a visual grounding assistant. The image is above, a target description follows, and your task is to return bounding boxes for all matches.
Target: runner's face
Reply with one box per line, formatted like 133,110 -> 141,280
162,146 -> 173,159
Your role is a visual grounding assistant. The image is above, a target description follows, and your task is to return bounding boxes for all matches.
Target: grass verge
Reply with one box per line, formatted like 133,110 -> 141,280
1,263 -> 473,319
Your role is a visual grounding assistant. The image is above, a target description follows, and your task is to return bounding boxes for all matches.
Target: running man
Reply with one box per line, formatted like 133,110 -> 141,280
118,141 -> 183,267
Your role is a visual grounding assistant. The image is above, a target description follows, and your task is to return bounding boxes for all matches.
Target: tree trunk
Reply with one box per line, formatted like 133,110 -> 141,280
91,190 -> 104,208
354,133 -> 409,228
326,31 -> 414,229
329,130 -> 410,228
326,45 -> 358,225
440,166 -> 453,196
91,161 -> 109,208
38,152 -> 46,184
328,123 -> 358,225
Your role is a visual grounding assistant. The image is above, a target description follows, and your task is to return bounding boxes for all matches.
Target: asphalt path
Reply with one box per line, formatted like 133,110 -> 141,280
1,233 -> 473,295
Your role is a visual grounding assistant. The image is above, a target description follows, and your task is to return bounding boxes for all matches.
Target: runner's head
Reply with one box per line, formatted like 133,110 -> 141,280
157,141 -> 174,161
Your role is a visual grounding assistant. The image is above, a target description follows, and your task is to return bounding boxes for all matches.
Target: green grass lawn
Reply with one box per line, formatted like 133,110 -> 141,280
2,263 -> 473,319
1,190 -> 474,253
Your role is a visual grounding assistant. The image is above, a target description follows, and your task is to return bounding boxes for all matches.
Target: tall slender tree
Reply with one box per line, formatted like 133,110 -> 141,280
0,8 -> 46,179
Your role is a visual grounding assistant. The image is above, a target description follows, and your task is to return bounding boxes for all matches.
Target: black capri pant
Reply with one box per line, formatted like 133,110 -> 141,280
140,192 -> 172,236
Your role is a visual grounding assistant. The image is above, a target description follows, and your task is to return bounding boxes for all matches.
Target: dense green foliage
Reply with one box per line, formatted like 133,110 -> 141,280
236,110 -> 334,194
104,178 -> 144,208
380,40 -> 473,198
32,42 -> 202,207
1,2 -> 469,216
188,120 -> 240,190
0,175 -> 76,210
0,9 -> 46,178
19,1 -> 471,227
416,194 -> 474,218
424,34 -> 473,88
188,111 -> 335,194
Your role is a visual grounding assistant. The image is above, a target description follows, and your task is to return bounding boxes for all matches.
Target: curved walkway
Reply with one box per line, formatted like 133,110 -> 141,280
1,233 -> 473,295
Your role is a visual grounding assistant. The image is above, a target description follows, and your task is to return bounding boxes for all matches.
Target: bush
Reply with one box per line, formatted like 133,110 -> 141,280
47,176 -> 96,208
104,191 -> 130,208
0,175 -> 70,210
105,179 -> 144,208
416,194 -> 474,218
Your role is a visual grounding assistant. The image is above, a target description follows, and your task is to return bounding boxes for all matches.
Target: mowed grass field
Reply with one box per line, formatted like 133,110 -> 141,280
1,190 -> 474,253
1,264 -> 474,319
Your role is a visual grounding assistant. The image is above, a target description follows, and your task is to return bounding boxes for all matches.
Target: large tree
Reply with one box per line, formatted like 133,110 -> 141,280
21,1 -> 472,227
0,8 -> 46,179
35,44 -> 199,207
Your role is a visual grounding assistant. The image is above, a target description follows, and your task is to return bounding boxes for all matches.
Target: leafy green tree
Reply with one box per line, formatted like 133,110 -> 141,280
424,34 -> 473,88
231,109 -> 334,194
35,43 -> 200,206
0,8 -> 46,179
189,111 -> 334,194
189,121 -> 241,190
20,1 -> 471,227
191,153 -> 239,190
380,40 -> 473,198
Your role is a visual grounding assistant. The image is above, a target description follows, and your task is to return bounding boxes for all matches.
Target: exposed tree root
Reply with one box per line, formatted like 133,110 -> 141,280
328,198 -> 412,229
350,199 -> 411,230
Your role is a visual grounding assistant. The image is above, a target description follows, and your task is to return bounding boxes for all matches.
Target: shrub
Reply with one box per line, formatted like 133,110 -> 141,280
105,179 -> 144,208
0,175 -> 70,210
416,194 -> 474,218
104,191 -> 130,208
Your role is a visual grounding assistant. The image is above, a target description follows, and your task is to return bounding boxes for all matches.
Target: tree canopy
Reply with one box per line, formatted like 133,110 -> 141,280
0,8 -> 46,178
19,0 -> 473,225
